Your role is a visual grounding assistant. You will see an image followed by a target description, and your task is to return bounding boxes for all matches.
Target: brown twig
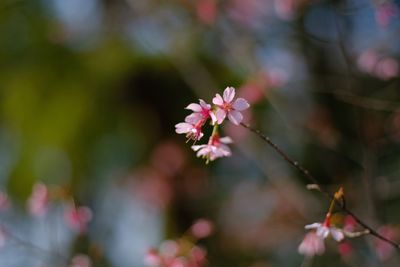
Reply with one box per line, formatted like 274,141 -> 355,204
240,122 -> 400,249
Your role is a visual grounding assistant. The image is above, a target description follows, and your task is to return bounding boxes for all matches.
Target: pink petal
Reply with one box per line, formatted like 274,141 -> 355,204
215,108 -> 226,124
223,87 -> 235,103
298,232 -> 325,256
233,98 -> 250,111
305,223 -> 321,230
219,145 -> 231,156
199,99 -> 211,110
185,103 -> 202,112
175,123 -> 192,134
219,136 -> 233,144
330,228 -> 344,242
212,94 -> 224,105
78,207 -> 93,222
185,113 -> 203,124
192,145 -> 206,151
210,111 -> 217,125
227,110 -> 243,125
316,226 -> 330,239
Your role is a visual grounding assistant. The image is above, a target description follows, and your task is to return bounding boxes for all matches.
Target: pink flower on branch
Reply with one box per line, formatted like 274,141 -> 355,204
192,135 -> 232,162
298,231 -> 325,256
175,99 -> 215,142
213,87 -> 250,125
175,121 -> 204,142
305,221 -> 344,242
185,99 -> 215,125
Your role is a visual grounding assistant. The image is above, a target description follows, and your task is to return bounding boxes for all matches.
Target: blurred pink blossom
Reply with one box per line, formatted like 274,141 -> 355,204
213,87 -> 250,125
338,241 -> 353,259
274,0 -> 305,20
227,0 -> 268,27
357,50 -> 399,80
144,248 -> 162,267
70,254 -> 92,267
375,3 -> 398,27
132,167 -> 173,209
190,219 -> 214,239
151,142 -> 186,178
196,0 -> 217,25
145,241 -> 207,267
305,220 -> 344,242
374,225 -> 398,261
27,183 -> 49,217
64,204 -> 92,233
298,231 -> 325,256
0,191 -> 11,211
375,57 -> 399,80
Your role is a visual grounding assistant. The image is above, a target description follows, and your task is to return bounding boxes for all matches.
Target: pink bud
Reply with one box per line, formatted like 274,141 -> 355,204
190,219 -> 214,239
64,205 -> 92,233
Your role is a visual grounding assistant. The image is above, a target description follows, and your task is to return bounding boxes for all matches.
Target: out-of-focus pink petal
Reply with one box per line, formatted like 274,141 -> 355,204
199,99 -> 211,110
233,98 -> 250,111
228,110 -> 243,125
298,232 -> 325,256
191,219 -> 214,239
305,223 -> 321,230
212,94 -> 224,105
160,240 -> 179,258
219,137 -> 233,144
223,87 -> 235,103
144,249 -> 161,267
316,226 -> 330,239
186,103 -> 202,112
70,254 -> 92,267
330,228 -> 344,242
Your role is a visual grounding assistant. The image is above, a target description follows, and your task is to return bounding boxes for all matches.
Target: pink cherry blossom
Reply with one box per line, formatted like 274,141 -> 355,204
298,231 -> 325,256
70,254 -> 92,267
64,204 -> 92,233
305,221 -> 344,242
185,99 -> 216,125
212,87 -> 250,125
190,219 -> 214,239
191,135 -> 232,161
27,183 -> 50,217
175,122 -> 204,142
176,101 -> 214,142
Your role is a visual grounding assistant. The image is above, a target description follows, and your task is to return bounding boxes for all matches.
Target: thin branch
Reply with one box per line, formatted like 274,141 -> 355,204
240,122 -> 400,249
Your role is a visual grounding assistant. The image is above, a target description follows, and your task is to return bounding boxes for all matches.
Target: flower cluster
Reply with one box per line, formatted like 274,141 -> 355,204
144,219 -> 213,267
26,183 -> 92,233
175,87 -> 250,162
298,188 -> 369,257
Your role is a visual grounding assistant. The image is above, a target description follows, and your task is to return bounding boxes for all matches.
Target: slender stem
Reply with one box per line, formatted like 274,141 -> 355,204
241,122 -> 400,249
